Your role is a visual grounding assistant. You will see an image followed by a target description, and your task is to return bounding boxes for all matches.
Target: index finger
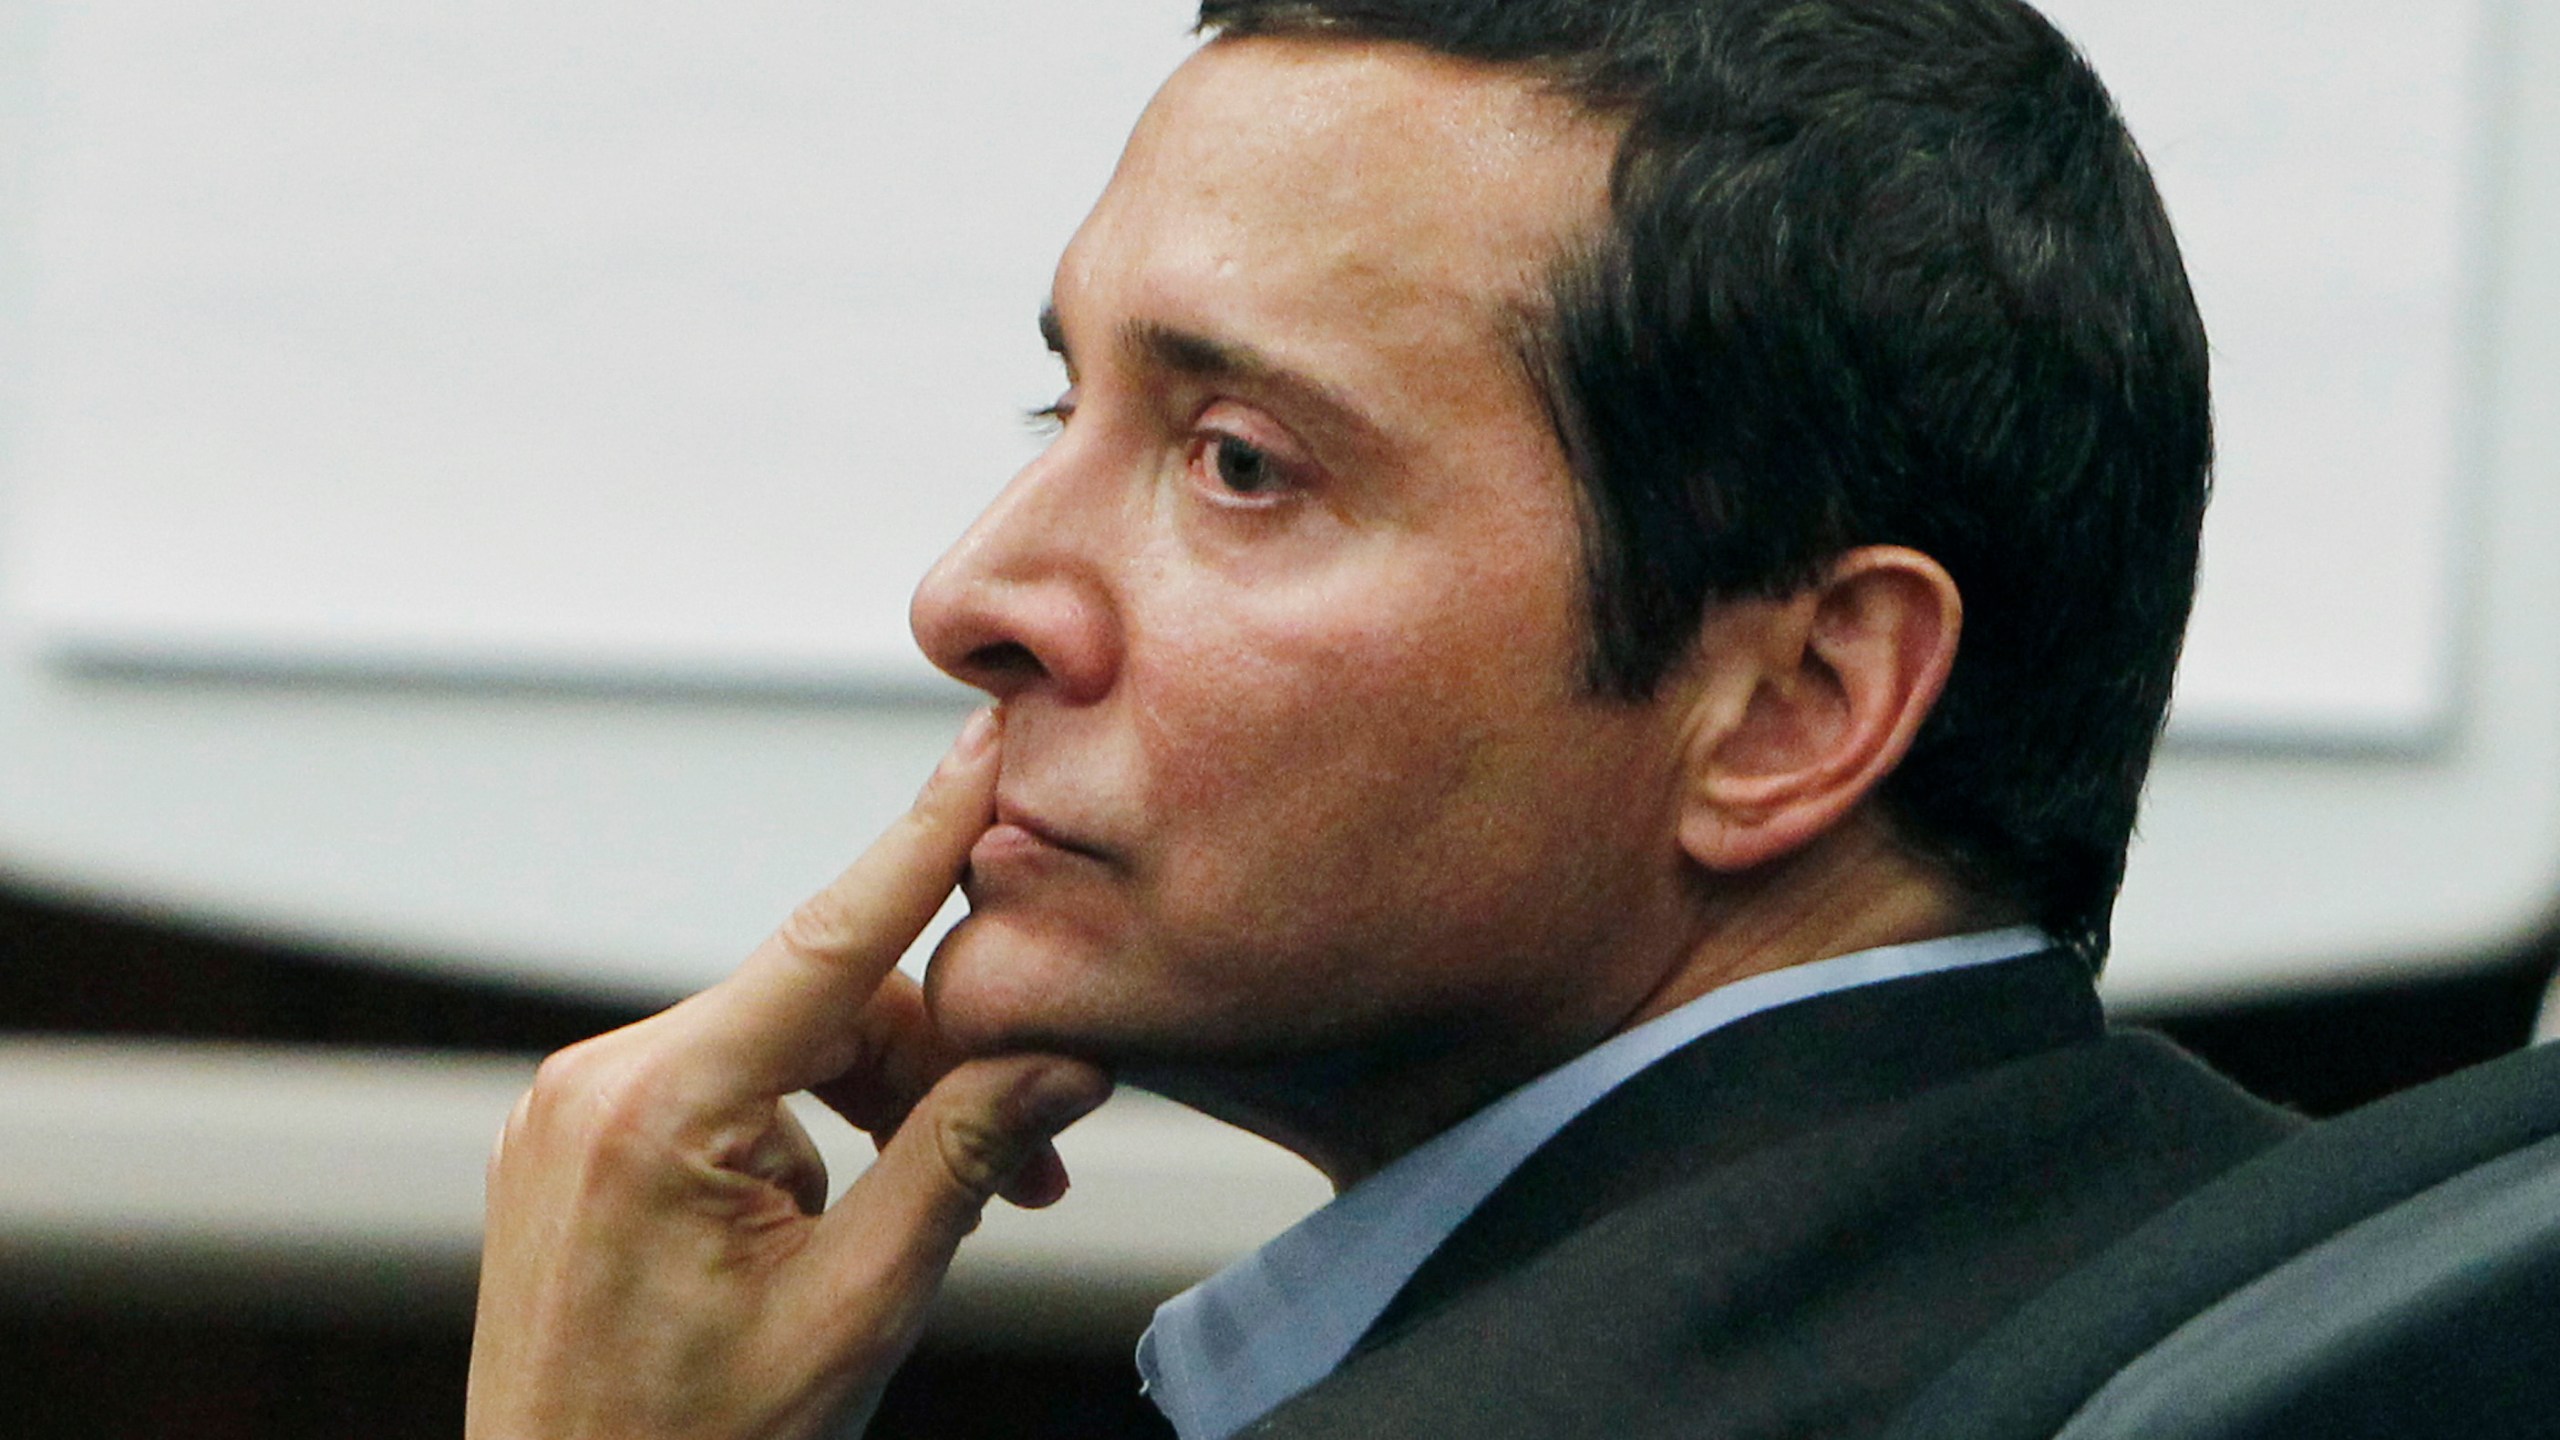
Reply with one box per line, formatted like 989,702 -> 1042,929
677,704 -> 1000,1101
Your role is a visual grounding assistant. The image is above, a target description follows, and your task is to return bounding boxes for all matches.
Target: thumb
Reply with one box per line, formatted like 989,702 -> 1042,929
804,1056 -> 1112,1337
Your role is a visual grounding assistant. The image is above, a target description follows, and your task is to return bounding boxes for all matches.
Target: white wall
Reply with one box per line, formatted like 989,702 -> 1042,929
0,1 -> 2552,1010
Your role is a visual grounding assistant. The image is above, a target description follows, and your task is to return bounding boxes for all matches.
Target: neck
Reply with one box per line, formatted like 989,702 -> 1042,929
1130,1008 -> 1601,1189
1139,810 -> 1994,1192
1617,810 -> 1998,1031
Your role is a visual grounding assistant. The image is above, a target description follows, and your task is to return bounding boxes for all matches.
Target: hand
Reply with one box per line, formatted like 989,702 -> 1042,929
466,708 -> 1111,1440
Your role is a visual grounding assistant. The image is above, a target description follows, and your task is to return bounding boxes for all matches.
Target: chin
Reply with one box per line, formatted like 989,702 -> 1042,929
922,910 -> 1122,1059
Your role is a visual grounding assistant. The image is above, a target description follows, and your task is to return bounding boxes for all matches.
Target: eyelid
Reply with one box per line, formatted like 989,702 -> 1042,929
1199,397 -> 1295,445
1187,402 -> 1317,506
1025,383 -> 1081,432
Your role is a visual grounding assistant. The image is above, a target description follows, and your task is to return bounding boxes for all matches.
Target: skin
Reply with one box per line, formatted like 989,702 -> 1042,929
911,38 -> 1685,1181
469,34 -> 1977,1439
910,37 -> 1976,1184
468,711 -> 1114,1440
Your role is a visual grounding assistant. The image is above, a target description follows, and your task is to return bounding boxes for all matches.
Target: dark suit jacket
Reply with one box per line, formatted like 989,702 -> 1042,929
1237,951 -> 2302,1440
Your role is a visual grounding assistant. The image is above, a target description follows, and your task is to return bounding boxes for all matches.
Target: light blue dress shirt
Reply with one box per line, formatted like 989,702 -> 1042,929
1134,925 -> 2054,1440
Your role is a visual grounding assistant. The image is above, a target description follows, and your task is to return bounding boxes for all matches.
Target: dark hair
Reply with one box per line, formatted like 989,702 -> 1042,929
1198,0 -> 2212,965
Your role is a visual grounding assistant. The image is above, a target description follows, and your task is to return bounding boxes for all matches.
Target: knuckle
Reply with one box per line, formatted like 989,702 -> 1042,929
520,1044 -> 600,1132
775,889 -> 864,968
526,1041 -> 632,1123
933,1108 -> 1024,1203
527,1039 -> 596,1098
521,1039 -> 682,1171
488,1087 -> 537,1181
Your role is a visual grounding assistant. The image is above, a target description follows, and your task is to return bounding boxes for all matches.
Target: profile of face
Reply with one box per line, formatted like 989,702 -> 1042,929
908,37 -> 1709,1149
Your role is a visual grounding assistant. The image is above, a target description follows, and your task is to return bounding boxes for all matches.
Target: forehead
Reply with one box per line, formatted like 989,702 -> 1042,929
1055,37 -> 1616,411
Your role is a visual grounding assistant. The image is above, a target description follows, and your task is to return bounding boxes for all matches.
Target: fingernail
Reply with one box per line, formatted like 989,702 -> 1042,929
956,705 -> 999,758
1019,1062 -> 1112,1133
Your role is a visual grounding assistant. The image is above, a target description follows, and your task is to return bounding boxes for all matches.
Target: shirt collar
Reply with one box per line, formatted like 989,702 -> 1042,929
1134,925 -> 2053,1440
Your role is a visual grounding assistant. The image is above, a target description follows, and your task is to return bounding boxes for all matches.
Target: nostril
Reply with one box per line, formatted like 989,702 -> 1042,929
964,640 -> 1045,687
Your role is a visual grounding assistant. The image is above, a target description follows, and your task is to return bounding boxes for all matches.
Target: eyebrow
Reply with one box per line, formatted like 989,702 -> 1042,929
1036,302 -> 1388,455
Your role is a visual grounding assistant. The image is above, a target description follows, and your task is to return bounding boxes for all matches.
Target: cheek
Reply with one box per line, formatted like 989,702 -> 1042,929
1129,581 -> 1466,798
1121,577 -> 1576,927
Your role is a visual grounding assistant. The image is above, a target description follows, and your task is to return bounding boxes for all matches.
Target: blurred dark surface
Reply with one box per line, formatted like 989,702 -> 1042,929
2144,959 -> 2554,1117
0,1311 -> 1167,1440
0,886 -> 656,1052
2,882 -> 2550,1439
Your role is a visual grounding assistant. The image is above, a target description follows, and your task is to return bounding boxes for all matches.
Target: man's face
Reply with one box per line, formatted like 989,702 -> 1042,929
911,38 -> 1700,1121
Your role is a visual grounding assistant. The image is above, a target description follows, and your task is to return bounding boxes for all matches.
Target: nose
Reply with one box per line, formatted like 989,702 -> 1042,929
910,447 -> 1122,705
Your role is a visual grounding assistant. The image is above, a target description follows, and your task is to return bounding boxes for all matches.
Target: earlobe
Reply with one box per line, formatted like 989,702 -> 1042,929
1675,547 -> 1962,873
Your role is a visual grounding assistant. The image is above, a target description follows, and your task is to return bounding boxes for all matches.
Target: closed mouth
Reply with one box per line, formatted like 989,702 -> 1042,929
990,799 -> 1109,863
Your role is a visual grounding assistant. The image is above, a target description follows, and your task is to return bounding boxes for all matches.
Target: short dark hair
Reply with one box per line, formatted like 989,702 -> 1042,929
1197,0 -> 2213,965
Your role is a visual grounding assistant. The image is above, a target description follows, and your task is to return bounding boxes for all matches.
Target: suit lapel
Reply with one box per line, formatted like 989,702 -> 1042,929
1357,949 -> 2104,1352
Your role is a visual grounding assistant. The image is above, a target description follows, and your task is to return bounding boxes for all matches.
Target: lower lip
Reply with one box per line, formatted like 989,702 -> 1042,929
970,822 -> 1081,871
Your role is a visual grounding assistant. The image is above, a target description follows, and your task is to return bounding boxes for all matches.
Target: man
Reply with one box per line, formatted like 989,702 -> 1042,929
467,2 -> 2298,1437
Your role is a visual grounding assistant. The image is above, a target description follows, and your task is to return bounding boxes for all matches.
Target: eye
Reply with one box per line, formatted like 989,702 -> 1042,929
1205,434 -> 1284,496
1184,404 -> 1313,506
1024,386 -> 1078,434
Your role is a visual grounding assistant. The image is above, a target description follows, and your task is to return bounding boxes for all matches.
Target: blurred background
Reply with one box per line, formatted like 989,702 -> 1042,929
4,1 -> 2558,1435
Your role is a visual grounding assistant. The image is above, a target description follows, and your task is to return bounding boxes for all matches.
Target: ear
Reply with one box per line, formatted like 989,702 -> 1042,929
1676,546 -> 1961,873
